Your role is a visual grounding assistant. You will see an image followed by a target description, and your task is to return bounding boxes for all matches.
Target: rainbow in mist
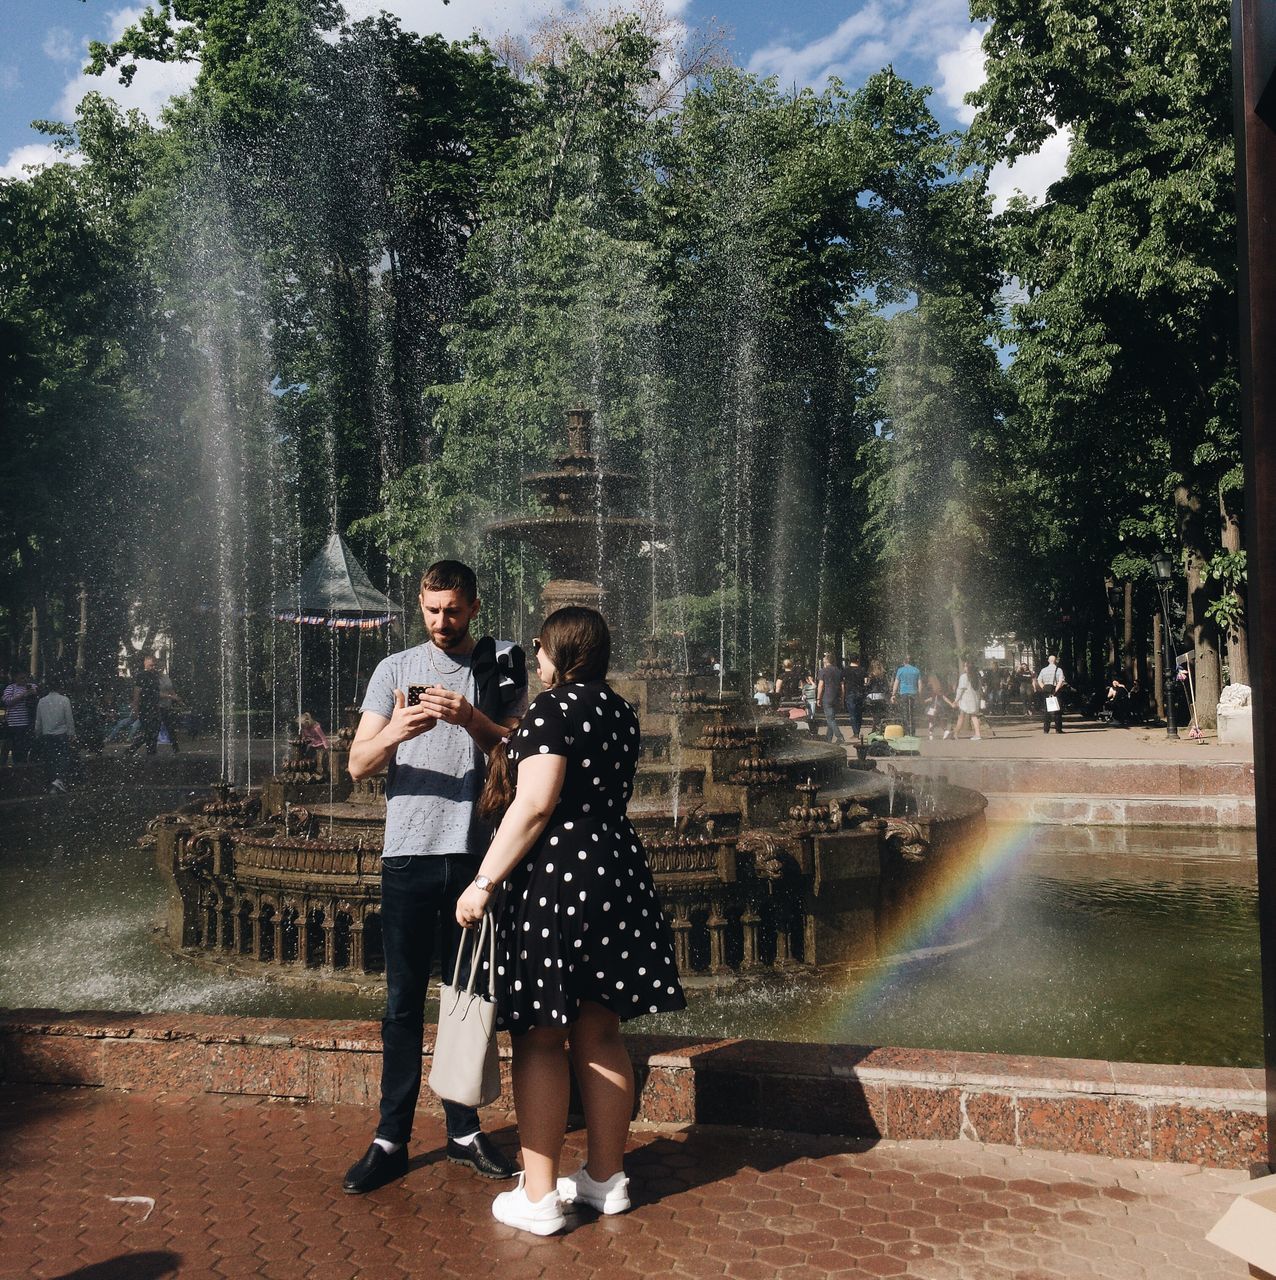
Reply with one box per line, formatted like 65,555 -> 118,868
805,820 -> 1040,1033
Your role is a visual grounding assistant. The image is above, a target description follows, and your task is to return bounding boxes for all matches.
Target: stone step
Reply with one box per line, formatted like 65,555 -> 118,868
980,791 -> 1255,828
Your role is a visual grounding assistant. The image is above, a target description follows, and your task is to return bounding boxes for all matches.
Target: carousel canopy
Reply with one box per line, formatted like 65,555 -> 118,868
273,533 -> 401,627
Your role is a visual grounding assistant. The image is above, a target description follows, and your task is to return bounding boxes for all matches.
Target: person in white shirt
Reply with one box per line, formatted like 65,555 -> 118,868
1035,656 -> 1067,734
34,676 -> 76,792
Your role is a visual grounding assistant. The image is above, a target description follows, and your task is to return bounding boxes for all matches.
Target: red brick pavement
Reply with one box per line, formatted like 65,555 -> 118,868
0,1085 -> 1249,1279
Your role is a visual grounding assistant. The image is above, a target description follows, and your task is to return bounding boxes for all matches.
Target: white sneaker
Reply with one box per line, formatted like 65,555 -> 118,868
942,729 -> 952,740
971,735 -> 982,741
557,1165 -> 631,1215
492,1173 -> 565,1236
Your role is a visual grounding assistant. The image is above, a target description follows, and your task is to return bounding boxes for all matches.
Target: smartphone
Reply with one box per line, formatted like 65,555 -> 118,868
407,684 -> 429,707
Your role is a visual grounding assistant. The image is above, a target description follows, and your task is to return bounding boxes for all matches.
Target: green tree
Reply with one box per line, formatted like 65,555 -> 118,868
968,0 -> 1239,720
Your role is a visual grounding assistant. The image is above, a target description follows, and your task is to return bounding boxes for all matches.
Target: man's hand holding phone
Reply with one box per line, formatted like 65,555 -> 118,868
412,684 -> 475,728
388,687 -> 437,742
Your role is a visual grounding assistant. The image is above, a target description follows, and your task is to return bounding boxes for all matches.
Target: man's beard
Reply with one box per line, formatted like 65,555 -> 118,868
432,623 -> 470,652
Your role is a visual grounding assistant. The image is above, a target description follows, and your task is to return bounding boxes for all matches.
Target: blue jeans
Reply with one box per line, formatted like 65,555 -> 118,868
822,702 -> 845,743
844,695 -> 864,737
377,853 -> 482,1144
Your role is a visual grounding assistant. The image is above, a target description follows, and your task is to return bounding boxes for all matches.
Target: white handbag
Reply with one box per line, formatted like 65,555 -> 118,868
429,914 -> 501,1108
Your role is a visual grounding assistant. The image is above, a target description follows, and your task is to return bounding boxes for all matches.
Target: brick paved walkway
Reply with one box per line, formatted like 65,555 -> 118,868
0,1086 -> 1248,1279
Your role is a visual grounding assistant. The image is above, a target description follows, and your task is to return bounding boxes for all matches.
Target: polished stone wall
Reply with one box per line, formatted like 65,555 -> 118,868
0,1011 -> 1262,1170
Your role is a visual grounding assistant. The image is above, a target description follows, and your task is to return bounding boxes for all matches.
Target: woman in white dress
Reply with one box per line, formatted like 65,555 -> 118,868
953,659 -> 984,740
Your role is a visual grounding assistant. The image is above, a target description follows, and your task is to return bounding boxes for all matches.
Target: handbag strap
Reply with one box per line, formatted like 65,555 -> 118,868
450,914 -> 497,995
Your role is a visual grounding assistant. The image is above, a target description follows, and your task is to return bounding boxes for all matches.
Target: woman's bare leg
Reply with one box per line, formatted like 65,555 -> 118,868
512,1026 -> 570,1201
567,1001 -> 633,1180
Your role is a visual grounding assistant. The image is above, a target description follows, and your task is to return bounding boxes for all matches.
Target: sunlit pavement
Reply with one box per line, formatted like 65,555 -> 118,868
0,1085 -> 1247,1279
812,715 -> 1254,762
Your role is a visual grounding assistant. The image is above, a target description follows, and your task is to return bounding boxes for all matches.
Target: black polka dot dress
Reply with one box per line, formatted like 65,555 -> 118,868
494,679 -> 687,1033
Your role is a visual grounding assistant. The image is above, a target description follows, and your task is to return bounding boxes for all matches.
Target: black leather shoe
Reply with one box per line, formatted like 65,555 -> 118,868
343,1142 -> 409,1194
446,1132 -> 517,1179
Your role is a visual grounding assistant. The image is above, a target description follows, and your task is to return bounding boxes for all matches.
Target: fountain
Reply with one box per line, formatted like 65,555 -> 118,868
147,408 -> 989,987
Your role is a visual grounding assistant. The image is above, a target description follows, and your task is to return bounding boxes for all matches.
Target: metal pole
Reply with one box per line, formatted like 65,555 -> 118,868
1232,0 -> 1276,1170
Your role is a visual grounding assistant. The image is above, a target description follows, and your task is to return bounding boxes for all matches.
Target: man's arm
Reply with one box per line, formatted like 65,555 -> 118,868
415,685 -> 513,753
817,678 -> 826,704
347,690 -> 437,781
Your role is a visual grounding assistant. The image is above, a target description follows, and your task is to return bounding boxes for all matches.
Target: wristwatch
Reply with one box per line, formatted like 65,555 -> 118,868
473,875 -> 494,893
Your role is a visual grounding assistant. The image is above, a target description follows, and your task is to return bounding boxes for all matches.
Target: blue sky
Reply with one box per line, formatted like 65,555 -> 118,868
0,0 -> 1067,204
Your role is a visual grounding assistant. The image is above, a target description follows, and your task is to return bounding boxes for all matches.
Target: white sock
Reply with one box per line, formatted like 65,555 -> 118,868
373,1138 -> 402,1154
450,1131 -> 479,1147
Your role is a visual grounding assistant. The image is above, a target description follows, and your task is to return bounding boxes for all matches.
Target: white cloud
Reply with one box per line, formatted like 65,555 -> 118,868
49,1 -> 693,130
42,27 -> 80,65
935,26 -> 983,125
746,0 -> 971,89
0,142 -> 84,181
1,63 -> 22,93
988,126 -> 1071,212
342,0 -> 690,44
51,6 -> 199,128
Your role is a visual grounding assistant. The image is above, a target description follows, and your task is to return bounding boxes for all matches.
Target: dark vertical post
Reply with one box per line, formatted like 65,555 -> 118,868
1233,0 -> 1276,1170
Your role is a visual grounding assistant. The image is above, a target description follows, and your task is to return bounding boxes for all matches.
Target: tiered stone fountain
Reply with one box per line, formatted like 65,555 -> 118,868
148,409 -> 988,988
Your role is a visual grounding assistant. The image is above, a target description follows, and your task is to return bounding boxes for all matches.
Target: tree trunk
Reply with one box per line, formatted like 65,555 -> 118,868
75,584 -> 89,677
1153,612 -> 1165,720
29,606 -> 40,678
1220,493 -> 1249,685
1122,581 -> 1133,675
949,585 -> 966,660
1175,484 -> 1221,729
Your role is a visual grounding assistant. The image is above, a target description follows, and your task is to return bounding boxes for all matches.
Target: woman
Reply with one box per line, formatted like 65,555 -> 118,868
800,671 -> 818,735
297,711 -> 328,750
865,659 -> 890,734
953,659 -> 984,740
455,606 -> 685,1235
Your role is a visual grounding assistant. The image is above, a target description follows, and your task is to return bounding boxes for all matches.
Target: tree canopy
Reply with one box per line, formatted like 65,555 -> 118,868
0,0 -> 1245,729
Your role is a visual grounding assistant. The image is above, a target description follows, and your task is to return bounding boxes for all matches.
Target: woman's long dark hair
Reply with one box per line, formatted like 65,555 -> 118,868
478,607 -> 612,819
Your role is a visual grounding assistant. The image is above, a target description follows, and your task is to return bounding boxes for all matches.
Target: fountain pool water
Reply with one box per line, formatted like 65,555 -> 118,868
1,796 -> 1258,1067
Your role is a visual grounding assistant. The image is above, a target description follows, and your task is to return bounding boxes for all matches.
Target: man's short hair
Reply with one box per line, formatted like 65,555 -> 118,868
420,560 -> 478,602
1048,654 -> 1058,663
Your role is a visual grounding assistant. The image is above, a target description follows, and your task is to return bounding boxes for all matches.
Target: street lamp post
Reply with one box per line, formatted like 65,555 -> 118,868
1152,553 -> 1178,739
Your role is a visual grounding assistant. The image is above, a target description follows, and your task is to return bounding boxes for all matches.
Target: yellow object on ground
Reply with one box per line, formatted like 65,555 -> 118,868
883,723 -> 904,739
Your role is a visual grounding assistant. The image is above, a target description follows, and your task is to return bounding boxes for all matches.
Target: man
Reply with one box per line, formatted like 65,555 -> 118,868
2,669 -> 38,764
816,652 -> 845,744
891,655 -> 921,736
131,655 -> 174,754
1036,654 -> 1067,734
34,674 -> 76,793
842,655 -> 866,738
342,560 -> 525,1195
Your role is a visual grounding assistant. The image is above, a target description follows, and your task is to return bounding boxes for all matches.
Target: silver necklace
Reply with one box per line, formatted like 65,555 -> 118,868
429,642 -> 465,676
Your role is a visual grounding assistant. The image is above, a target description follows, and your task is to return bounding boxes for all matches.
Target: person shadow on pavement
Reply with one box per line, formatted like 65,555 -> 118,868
543,1037 -> 885,1221
53,1253 -> 180,1280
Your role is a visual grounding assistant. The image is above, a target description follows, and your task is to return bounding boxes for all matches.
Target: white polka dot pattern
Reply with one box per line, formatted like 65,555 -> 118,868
494,679 -> 686,1032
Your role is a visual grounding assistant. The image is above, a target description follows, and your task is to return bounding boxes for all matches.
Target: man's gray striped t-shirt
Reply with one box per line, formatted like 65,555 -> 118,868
361,640 -> 526,857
